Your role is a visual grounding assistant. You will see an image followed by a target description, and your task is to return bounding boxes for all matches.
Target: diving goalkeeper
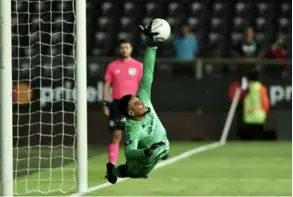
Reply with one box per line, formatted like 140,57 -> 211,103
106,20 -> 170,184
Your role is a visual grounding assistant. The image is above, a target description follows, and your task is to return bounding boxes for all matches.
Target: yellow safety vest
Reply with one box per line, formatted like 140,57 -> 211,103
243,82 -> 266,124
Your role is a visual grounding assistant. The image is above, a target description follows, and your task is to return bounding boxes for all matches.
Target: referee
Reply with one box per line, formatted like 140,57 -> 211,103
103,39 -> 143,169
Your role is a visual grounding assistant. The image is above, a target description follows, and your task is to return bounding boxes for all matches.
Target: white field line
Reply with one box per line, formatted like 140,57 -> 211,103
69,196 -> 290,197
70,142 -> 224,196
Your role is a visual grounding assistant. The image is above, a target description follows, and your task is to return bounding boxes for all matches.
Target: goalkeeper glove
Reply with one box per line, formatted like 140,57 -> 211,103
144,141 -> 165,157
138,20 -> 159,47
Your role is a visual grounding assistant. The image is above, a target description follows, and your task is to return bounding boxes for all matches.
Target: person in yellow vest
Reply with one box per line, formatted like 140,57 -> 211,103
241,72 -> 270,140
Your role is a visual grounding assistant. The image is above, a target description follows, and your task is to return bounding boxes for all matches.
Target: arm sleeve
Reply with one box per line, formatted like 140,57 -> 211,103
104,64 -> 112,83
260,85 -> 270,113
136,47 -> 157,102
124,126 -> 146,161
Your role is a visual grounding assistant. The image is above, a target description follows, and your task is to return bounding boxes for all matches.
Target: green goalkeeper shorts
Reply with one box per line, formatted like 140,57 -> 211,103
126,146 -> 169,178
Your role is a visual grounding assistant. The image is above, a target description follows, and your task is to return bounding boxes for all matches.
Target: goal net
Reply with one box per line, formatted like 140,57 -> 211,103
12,0 -> 78,194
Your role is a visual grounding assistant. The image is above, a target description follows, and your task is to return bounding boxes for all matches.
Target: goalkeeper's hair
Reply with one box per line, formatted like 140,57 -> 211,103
118,94 -> 132,118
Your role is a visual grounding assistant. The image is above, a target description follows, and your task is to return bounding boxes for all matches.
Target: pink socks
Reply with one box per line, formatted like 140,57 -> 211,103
108,143 -> 119,165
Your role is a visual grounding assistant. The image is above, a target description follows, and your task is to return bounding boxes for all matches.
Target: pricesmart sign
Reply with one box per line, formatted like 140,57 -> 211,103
38,81 -> 292,108
40,81 -> 110,107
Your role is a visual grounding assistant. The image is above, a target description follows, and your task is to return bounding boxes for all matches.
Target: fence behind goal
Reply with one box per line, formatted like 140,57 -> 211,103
0,0 -> 88,195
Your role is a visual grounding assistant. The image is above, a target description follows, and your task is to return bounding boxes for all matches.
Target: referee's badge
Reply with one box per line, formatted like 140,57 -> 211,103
128,68 -> 137,76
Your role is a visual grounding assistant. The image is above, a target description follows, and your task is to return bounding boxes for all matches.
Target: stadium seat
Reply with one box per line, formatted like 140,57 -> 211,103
12,0 -> 292,58
235,2 -> 252,19
120,17 -> 138,32
187,17 -> 199,31
97,17 -> 115,32
100,2 -> 118,17
210,17 -> 227,33
165,17 -> 181,33
232,17 -> 249,33
167,2 -> 184,17
257,2 -> 274,18
280,2 -> 292,18
117,32 -> 134,41
278,18 -> 291,34
56,1 -> 73,12
231,32 -> 243,46
87,62 -> 103,77
187,17 -> 208,39
34,1 -> 49,12
24,47 -> 38,57
14,1 -> 26,12
122,2 -> 142,17
63,65 -> 74,79
93,31 -> 114,55
190,2 -> 206,18
212,2 -> 231,19
255,32 -> 266,45
145,2 -> 162,17
208,33 -> 226,57
255,17 -> 268,33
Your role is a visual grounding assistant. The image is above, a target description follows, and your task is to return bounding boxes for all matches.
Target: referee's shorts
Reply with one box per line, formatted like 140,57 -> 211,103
108,100 -> 125,132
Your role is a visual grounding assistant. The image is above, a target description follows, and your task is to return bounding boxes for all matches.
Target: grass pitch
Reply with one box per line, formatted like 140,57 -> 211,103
14,142 -> 291,196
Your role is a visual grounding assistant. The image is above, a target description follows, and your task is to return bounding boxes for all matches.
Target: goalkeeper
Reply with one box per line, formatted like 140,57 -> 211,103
106,20 -> 170,184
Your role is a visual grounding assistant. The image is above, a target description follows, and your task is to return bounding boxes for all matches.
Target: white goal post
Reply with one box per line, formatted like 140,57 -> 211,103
0,0 -> 88,195
0,0 -> 14,196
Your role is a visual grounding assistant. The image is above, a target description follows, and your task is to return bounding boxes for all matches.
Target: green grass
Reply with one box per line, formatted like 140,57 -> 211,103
13,142 -> 292,196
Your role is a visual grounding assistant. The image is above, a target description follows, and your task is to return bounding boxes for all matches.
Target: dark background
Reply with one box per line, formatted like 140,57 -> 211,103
11,0 -> 292,147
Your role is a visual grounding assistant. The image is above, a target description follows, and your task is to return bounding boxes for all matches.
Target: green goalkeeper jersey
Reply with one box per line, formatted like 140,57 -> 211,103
124,47 -> 169,163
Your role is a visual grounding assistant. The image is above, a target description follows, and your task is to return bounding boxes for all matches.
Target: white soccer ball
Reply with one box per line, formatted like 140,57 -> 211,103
150,18 -> 171,42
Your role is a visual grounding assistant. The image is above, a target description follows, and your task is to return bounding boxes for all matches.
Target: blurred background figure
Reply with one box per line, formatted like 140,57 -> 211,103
171,23 -> 199,76
266,38 -> 291,76
172,23 -> 198,60
267,38 -> 287,60
230,27 -> 263,76
231,27 -> 262,58
103,39 -> 142,170
238,71 -> 271,140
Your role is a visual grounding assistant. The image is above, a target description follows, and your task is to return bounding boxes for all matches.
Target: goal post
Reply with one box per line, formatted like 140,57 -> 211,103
0,0 -> 14,196
75,0 -> 88,193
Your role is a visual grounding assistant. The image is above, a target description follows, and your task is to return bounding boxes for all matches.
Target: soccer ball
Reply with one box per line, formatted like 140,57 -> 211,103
150,18 -> 171,42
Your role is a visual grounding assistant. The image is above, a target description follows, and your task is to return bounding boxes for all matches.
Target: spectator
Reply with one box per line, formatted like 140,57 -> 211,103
231,27 -> 261,58
266,38 -> 290,75
266,38 -> 287,60
230,27 -> 262,76
172,23 -> 198,60
238,71 -> 271,140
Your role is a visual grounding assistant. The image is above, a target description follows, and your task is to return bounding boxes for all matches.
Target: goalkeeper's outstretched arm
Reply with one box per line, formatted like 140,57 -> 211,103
137,47 -> 157,102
